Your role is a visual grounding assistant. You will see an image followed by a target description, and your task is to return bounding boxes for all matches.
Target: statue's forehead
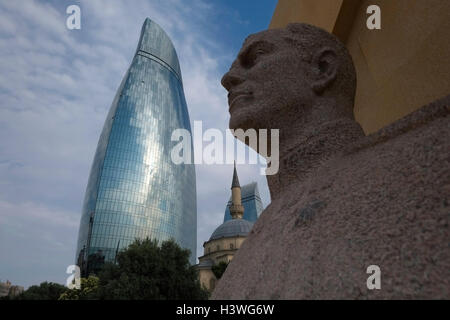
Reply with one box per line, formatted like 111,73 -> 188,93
241,29 -> 286,50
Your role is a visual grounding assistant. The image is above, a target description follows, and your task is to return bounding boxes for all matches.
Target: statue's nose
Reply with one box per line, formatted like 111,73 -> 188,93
221,70 -> 244,91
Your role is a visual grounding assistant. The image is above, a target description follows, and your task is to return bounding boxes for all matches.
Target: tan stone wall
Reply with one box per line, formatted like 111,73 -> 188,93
270,0 -> 343,32
198,236 -> 248,291
231,187 -> 242,205
203,237 -> 246,258
198,268 -> 217,292
269,0 -> 450,134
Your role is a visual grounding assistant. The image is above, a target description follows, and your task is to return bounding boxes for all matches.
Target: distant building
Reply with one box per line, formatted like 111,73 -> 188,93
0,281 -> 9,297
223,182 -> 263,223
0,280 -> 24,298
197,164 -> 254,292
75,17 -> 197,275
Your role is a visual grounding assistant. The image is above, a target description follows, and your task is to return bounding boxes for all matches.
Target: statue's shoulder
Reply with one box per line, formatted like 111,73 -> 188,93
346,95 -> 450,155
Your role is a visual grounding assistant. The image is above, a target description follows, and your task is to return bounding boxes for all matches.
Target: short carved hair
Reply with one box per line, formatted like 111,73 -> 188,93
283,23 -> 357,115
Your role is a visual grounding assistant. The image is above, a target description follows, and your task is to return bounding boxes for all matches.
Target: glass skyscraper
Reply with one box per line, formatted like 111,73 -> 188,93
223,182 -> 263,223
76,18 -> 196,273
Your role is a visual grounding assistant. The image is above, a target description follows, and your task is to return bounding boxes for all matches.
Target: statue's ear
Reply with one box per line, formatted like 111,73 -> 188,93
311,47 -> 338,94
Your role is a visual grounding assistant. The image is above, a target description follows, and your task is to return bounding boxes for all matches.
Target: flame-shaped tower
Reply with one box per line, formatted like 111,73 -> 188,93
75,18 -> 196,273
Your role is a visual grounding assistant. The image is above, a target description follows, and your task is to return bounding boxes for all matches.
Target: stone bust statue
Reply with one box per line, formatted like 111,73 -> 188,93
213,23 -> 450,299
221,23 -> 365,201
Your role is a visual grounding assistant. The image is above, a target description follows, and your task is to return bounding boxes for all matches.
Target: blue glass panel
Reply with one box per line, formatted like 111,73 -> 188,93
76,18 -> 196,271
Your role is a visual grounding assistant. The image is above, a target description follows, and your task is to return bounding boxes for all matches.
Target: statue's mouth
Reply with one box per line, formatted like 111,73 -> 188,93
228,91 -> 253,112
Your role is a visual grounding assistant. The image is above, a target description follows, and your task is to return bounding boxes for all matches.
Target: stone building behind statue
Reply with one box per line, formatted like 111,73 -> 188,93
197,165 -> 254,292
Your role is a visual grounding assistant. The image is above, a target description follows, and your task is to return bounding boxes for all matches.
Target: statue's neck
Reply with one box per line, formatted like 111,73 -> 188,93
266,117 -> 364,202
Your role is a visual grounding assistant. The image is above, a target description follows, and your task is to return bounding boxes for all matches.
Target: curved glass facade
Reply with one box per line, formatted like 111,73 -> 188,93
223,182 -> 263,223
76,18 -> 196,272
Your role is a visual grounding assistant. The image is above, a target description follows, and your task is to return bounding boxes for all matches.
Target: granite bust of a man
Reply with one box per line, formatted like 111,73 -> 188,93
212,23 -> 449,299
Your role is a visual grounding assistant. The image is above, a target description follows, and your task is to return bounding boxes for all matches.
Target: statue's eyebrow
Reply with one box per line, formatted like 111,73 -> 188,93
238,40 -> 274,60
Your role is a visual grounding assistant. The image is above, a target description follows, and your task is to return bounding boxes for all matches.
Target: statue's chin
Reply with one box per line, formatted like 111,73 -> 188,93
228,117 -> 239,132
229,116 -> 252,132
229,107 -> 257,132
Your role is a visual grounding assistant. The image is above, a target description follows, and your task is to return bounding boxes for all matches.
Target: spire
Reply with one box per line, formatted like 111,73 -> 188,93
229,162 -> 244,219
135,17 -> 182,80
231,161 -> 240,189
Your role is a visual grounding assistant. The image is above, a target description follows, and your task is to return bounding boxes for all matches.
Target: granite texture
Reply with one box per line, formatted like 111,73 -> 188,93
213,23 -> 450,299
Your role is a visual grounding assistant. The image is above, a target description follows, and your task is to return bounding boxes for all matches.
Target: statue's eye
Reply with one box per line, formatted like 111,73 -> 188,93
242,48 -> 265,68
239,41 -> 274,69
255,48 -> 265,56
253,49 -> 266,62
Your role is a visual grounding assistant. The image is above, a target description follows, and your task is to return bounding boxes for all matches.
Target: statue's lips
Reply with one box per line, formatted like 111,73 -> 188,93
228,91 -> 252,112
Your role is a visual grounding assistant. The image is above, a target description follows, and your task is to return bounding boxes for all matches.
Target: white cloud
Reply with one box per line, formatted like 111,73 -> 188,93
0,200 -> 78,230
0,199 -> 79,287
0,0 -> 270,287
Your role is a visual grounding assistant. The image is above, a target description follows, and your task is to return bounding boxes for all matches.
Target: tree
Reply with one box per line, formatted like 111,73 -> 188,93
13,282 -> 67,300
94,238 -> 208,300
58,276 -> 99,300
212,261 -> 229,279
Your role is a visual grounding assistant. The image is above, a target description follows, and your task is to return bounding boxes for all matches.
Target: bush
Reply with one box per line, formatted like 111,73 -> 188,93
13,282 -> 67,300
58,276 -> 99,300
212,261 -> 229,279
93,238 -> 208,300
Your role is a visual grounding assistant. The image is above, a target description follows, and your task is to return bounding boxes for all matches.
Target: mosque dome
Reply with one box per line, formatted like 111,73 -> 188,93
209,218 -> 254,241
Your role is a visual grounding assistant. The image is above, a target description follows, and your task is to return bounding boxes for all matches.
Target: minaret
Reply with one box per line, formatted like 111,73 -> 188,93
229,162 -> 244,219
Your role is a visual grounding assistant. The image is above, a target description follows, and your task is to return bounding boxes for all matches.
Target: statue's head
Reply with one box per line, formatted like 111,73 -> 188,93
222,23 -> 357,132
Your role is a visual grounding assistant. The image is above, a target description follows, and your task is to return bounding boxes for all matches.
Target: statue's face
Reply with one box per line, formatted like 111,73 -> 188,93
222,29 -> 313,131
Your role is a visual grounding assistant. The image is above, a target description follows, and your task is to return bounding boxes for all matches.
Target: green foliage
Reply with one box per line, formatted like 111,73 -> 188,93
13,282 -> 67,300
58,276 -> 99,300
10,238 -> 207,300
93,238 -> 208,300
211,261 -> 229,279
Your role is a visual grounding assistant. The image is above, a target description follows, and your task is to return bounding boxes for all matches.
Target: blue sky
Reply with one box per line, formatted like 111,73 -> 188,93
0,0 -> 277,288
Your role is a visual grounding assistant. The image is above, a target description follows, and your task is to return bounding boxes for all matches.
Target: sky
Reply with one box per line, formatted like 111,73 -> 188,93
0,0 -> 277,288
